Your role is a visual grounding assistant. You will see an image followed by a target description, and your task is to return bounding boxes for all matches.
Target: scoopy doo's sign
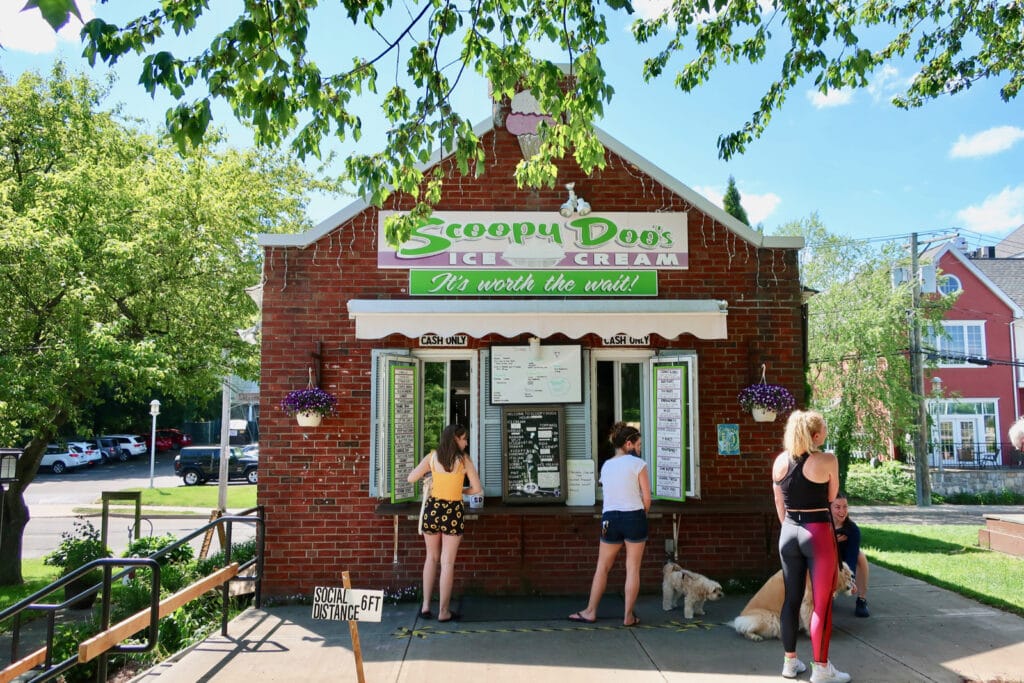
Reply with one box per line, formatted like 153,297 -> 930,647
377,211 -> 688,270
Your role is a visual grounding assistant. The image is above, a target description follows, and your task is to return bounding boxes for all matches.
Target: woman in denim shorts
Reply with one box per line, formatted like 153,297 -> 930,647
568,422 -> 649,627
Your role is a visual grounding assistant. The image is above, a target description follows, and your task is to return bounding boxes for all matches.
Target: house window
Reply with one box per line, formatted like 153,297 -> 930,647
938,274 -> 962,296
925,321 -> 986,366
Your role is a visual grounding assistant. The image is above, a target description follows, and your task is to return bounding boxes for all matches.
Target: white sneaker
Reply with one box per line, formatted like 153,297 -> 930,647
810,660 -> 851,683
782,656 -> 807,678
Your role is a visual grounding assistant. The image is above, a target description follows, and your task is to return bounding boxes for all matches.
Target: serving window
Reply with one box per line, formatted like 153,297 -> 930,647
370,347 -> 699,503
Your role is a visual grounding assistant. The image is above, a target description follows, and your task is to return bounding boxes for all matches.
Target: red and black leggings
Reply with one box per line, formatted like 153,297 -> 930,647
778,514 -> 839,662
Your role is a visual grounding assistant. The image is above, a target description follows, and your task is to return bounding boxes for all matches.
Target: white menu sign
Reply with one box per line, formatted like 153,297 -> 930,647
390,364 -> 418,502
653,365 -> 686,501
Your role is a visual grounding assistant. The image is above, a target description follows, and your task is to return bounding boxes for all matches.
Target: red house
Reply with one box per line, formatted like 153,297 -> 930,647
924,240 -> 1023,467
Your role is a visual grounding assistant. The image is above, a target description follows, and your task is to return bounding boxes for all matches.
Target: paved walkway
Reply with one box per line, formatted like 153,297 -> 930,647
125,504 -> 1024,683
130,563 -> 1024,683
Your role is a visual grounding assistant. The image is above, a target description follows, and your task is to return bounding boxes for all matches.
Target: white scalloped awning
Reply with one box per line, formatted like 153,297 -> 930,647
347,299 -> 728,340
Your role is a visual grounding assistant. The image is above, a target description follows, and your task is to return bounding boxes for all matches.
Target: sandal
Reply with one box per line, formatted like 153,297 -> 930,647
624,614 -> 641,627
419,609 -> 433,619
568,611 -> 597,624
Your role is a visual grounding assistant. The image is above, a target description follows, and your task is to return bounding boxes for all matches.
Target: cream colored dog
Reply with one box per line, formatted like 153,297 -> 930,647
730,562 -> 853,641
661,562 -> 724,618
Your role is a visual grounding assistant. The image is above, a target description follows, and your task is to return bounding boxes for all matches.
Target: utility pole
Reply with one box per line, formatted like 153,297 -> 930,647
909,232 -> 932,506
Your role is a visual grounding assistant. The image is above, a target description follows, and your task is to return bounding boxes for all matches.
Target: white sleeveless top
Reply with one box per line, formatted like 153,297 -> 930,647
600,455 -> 648,512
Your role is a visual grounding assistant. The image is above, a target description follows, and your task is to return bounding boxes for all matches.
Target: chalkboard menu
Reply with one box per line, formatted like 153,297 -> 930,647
502,405 -> 567,504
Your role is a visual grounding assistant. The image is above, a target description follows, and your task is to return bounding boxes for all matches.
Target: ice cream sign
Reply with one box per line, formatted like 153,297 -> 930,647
377,211 -> 688,270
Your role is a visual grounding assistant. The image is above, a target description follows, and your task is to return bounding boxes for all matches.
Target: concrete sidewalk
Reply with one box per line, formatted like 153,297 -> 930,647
131,564 -> 1024,683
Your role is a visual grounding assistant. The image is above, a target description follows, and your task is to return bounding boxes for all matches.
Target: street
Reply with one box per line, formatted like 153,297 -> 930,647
16,448 -> 257,560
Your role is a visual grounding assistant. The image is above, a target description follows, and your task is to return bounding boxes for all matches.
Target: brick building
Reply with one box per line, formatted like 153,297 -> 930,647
255,108 -> 806,598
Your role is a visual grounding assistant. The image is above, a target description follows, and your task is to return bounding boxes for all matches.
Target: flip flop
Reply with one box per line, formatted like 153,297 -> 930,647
419,609 -> 433,620
437,611 -> 461,623
624,614 -> 641,627
568,612 -> 597,624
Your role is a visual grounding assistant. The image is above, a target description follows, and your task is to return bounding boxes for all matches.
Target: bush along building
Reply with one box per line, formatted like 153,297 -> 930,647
254,87 -> 807,598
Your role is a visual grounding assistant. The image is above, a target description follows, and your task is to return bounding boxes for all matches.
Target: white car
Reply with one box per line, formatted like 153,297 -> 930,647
102,434 -> 148,458
67,441 -> 103,466
41,445 -> 85,474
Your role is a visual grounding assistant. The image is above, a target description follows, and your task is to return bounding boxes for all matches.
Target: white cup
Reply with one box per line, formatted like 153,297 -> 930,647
467,494 -> 484,509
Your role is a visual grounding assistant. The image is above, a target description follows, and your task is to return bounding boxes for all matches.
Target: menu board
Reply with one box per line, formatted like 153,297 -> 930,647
389,362 -> 419,503
652,364 -> 687,502
490,344 -> 583,404
502,406 -> 567,504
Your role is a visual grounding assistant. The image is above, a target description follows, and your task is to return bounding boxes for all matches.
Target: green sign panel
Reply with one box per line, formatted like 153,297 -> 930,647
409,270 -> 657,296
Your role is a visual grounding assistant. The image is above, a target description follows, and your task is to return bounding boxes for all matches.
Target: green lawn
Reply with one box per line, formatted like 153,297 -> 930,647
861,524 -> 1024,616
102,485 -> 258,509
0,558 -> 58,613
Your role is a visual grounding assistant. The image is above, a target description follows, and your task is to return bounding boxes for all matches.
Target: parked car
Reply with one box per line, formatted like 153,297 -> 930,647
173,446 -> 258,486
66,441 -> 103,466
102,435 -> 147,459
138,432 -> 174,452
242,443 -> 259,458
89,437 -> 121,463
41,445 -> 85,474
157,428 -> 193,449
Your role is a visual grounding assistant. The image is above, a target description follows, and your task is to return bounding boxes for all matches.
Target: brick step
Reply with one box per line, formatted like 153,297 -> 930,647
979,528 -> 1024,558
984,518 -> 1024,540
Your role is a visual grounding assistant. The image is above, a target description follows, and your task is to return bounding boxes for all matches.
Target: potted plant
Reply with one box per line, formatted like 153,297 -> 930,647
737,382 -> 796,422
44,518 -> 112,609
280,386 -> 338,426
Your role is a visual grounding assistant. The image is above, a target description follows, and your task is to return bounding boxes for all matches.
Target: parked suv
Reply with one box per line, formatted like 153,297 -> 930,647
102,435 -> 147,459
41,445 -> 85,474
173,446 -> 257,486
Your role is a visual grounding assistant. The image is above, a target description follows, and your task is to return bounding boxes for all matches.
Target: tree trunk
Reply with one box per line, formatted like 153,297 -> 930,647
0,485 -> 30,585
0,428 -> 61,587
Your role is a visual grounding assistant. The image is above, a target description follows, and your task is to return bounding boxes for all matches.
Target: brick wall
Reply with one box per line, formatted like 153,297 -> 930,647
258,126 -> 802,597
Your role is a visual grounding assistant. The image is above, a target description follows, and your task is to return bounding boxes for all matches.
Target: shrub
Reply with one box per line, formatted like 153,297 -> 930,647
124,534 -> 194,567
194,539 -> 257,576
844,461 -> 918,504
44,519 -> 111,579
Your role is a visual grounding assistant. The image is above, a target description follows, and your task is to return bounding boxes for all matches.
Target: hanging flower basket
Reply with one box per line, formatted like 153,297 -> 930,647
280,386 -> 337,426
737,380 -> 795,421
295,411 -> 323,427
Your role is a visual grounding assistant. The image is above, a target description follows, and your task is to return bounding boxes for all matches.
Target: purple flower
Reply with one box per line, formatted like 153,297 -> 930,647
737,383 -> 796,413
280,387 -> 338,416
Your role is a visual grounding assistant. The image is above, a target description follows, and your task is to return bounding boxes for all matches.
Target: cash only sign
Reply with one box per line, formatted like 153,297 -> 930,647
312,572 -> 385,683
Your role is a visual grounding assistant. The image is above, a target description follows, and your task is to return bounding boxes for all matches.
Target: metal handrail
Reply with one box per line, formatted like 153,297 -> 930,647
0,506 -> 264,682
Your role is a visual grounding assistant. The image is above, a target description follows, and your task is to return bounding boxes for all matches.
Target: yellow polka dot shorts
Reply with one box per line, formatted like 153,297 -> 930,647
421,497 -> 465,536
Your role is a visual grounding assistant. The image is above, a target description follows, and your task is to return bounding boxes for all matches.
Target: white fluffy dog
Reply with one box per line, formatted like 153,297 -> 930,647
661,562 -> 724,618
730,562 -> 853,641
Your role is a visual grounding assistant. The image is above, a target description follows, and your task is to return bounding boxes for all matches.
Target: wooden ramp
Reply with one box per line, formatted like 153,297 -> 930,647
978,514 -> 1024,558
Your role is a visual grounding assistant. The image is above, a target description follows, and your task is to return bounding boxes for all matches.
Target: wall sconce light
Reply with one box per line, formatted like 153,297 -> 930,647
559,183 -> 592,217
931,376 -> 943,395
529,336 -> 542,360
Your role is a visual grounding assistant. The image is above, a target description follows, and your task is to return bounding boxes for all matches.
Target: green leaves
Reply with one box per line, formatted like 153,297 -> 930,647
50,0 -> 1021,236
22,0 -> 81,31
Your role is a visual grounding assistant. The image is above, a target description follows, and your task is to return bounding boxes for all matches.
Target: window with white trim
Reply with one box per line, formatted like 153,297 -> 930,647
938,274 -> 962,296
925,321 -> 986,366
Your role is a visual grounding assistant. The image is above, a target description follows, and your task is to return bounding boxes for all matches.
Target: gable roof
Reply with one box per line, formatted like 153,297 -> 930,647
258,118 -> 803,251
995,224 -> 1024,258
971,258 -> 1024,312
932,242 -> 1024,317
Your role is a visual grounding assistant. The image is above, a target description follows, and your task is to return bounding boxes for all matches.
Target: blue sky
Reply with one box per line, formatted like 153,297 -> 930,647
3,0 -> 1022,252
